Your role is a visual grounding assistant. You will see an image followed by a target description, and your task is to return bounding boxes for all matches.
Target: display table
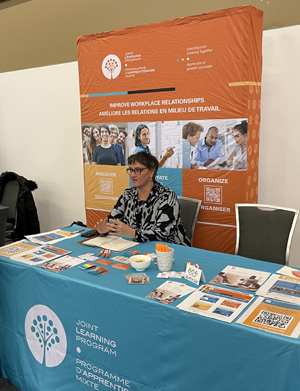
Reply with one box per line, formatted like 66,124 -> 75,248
0,226 -> 299,391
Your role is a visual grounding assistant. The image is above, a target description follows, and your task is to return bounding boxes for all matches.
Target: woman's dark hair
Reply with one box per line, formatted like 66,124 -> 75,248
100,124 -> 111,135
135,124 -> 149,147
90,126 -> 99,148
234,120 -> 248,135
128,152 -> 159,180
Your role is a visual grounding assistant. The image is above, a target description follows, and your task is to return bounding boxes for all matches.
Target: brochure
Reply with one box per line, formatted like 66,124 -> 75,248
236,297 -> 300,338
25,229 -> 79,245
10,245 -> 71,266
177,284 -> 254,323
0,240 -> 39,257
146,281 -> 196,304
124,273 -> 150,284
210,265 -> 271,291
79,235 -> 139,252
277,265 -> 300,279
39,256 -> 83,273
256,274 -> 300,305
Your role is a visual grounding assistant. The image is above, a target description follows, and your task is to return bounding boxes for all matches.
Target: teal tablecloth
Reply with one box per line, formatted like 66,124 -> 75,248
0,225 -> 299,391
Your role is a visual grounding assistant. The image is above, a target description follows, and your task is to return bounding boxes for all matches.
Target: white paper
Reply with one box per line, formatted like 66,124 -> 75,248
146,281 -> 196,304
39,255 -> 83,273
276,265 -> 300,279
10,245 -> 71,266
206,155 -> 228,169
82,235 -> 139,251
177,284 -> 254,323
256,274 -> 300,305
25,229 -> 79,245
210,265 -> 271,291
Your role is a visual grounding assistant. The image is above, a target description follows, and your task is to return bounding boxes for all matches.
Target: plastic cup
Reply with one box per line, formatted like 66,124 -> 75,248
156,248 -> 174,272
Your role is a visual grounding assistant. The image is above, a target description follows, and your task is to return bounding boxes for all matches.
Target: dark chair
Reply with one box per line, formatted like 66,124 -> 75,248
0,205 -> 9,246
178,197 -> 202,243
0,180 -> 19,243
235,203 -> 299,265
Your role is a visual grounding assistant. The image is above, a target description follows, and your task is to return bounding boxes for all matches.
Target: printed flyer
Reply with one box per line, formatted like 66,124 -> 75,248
236,297 -> 300,338
256,274 -> 300,305
210,266 -> 271,291
177,284 -> 254,323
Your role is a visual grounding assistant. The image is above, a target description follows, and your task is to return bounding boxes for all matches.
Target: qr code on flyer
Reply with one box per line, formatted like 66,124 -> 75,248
254,310 -> 293,330
204,186 -> 222,204
1,246 -> 25,255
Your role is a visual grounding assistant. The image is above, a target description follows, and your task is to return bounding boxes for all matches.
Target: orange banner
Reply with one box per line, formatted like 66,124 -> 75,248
77,6 -> 263,253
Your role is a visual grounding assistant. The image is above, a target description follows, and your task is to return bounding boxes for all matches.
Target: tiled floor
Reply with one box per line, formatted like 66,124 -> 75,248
0,377 -> 19,391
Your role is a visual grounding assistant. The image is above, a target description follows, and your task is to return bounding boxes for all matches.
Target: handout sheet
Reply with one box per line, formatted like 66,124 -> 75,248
177,284 -> 254,323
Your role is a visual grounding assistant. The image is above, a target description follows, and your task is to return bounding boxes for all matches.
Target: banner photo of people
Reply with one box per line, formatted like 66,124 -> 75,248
77,6 -> 263,253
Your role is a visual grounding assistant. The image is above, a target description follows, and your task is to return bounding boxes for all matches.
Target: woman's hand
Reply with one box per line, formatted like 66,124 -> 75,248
107,219 -> 135,239
94,218 -> 109,234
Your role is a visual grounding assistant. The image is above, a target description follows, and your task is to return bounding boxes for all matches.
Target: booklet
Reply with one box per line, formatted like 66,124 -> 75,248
39,255 -> 83,273
256,274 -> 300,305
236,297 -> 300,338
26,229 -> 80,245
177,284 -> 254,323
210,266 -> 271,291
146,281 -> 196,304
79,235 -> 139,252
10,245 -> 71,266
0,240 -> 39,257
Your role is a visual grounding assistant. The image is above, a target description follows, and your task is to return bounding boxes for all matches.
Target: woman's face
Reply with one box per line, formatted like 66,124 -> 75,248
92,128 -> 100,140
100,127 -> 109,141
128,162 -> 154,189
138,128 -> 150,146
110,129 -> 118,143
233,130 -> 247,145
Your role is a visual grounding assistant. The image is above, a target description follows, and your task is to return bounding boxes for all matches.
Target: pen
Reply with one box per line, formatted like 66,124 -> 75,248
98,249 -> 104,257
71,229 -> 84,234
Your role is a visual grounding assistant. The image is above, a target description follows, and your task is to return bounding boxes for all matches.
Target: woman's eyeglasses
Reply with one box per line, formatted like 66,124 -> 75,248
126,168 -> 147,175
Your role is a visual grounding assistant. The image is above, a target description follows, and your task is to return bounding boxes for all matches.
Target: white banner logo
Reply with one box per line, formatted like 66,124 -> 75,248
25,305 -> 67,367
102,55 -> 121,79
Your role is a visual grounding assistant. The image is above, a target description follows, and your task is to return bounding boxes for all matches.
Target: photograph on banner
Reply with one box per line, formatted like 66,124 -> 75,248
82,118 -> 247,170
82,123 -> 127,166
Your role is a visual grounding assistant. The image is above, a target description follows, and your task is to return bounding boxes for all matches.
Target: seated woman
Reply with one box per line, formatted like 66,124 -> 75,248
133,124 -> 174,168
94,152 -> 191,246
226,120 -> 248,170
92,125 -> 121,166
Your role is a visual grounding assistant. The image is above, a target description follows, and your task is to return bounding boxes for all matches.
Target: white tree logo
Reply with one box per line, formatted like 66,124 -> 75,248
25,305 -> 67,367
102,54 -> 121,79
